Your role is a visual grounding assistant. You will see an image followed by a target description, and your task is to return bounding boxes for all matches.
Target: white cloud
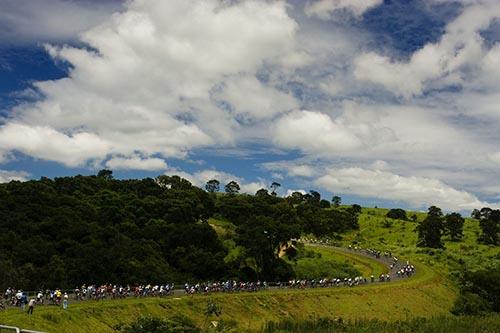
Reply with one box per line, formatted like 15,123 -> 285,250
286,189 -> 307,197
2,0 -> 500,212
0,123 -> 110,167
273,110 -> 362,153
353,1 -> 500,98
0,0 -> 123,44
0,170 -> 29,183
0,0 -> 298,168
105,155 -> 167,171
315,167 -> 497,211
214,75 -> 298,121
305,0 -> 383,19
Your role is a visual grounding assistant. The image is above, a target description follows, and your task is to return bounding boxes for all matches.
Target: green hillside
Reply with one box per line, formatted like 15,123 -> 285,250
0,245 -> 455,333
340,207 -> 500,273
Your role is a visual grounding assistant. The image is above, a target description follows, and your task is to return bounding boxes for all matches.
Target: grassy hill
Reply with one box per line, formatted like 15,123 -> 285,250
340,207 -> 500,274
0,245 -> 455,332
1,206 -> 497,332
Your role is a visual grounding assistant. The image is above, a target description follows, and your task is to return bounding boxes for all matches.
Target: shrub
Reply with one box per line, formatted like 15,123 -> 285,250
386,208 -> 407,220
117,315 -> 200,333
451,292 -> 492,315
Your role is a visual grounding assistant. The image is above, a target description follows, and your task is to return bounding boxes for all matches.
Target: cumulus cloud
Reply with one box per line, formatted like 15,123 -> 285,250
0,0 -> 123,44
105,155 -> 167,171
273,110 -> 362,153
305,0 -> 383,19
0,123 -> 110,167
214,75 -> 299,121
0,0 -> 298,167
354,1 -> 500,98
2,0 -> 500,212
0,170 -> 29,183
315,167 -> 496,211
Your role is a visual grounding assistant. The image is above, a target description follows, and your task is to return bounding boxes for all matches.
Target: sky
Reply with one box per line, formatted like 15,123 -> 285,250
1,0 -> 500,212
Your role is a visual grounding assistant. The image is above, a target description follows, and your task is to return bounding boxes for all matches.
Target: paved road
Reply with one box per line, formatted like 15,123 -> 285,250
1,245 -> 414,308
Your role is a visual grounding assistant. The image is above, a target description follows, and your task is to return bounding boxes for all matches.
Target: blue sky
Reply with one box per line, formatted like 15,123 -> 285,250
1,0 -> 500,212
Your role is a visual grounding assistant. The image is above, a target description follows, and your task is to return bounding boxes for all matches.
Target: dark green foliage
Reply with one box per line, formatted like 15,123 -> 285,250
97,169 -> 113,180
452,265 -> 500,315
256,188 -> 270,198
473,207 -> 500,245
386,208 -> 407,220
331,195 -> 341,207
0,174 -> 224,289
451,292 -> 492,315
0,174 -> 362,289
117,315 -> 200,333
235,211 -> 300,280
320,199 -> 331,208
416,206 -> 445,248
214,190 -> 359,280
444,212 -> 464,241
350,204 -> 362,215
286,191 -> 304,205
205,179 -> 220,193
304,191 -> 321,205
299,203 -> 359,238
224,181 -> 240,194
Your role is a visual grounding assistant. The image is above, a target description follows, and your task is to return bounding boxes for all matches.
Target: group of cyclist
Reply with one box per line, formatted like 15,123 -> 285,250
2,244 -> 416,314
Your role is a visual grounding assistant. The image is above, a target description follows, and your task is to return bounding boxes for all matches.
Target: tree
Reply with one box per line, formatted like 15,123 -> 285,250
416,206 -> 445,248
444,212 -> 464,241
236,214 -> 300,280
386,208 -> 407,220
479,209 -> 500,245
320,199 -> 331,208
97,169 -> 113,180
452,265 -> 500,315
224,180 -> 240,194
255,188 -> 270,197
350,204 -> 362,215
270,182 -> 281,196
331,195 -> 341,207
287,191 -> 304,205
471,208 -> 481,220
306,190 -> 321,205
471,207 -> 500,245
205,179 -> 220,193
156,175 -> 192,190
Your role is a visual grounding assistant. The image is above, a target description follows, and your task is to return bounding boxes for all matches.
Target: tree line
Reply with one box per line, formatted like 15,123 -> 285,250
399,206 -> 500,248
0,171 -> 360,290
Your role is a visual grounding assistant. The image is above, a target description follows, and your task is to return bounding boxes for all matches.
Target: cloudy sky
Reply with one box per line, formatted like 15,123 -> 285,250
1,0 -> 500,212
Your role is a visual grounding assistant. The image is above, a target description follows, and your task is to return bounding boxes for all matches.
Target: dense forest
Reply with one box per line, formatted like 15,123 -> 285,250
0,171 -> 360,290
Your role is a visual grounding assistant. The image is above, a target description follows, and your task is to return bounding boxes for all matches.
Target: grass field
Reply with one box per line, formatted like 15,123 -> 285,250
0,244 -> 455,333
291,245 -> 388,278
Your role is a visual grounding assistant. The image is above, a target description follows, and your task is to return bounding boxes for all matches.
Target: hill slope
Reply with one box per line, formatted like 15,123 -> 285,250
0,245 -> 455,333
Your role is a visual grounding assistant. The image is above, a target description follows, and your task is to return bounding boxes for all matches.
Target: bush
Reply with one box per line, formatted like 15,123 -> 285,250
451,292 -> 492,315
117,315 -> 200,333
386,209 -> 407,220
